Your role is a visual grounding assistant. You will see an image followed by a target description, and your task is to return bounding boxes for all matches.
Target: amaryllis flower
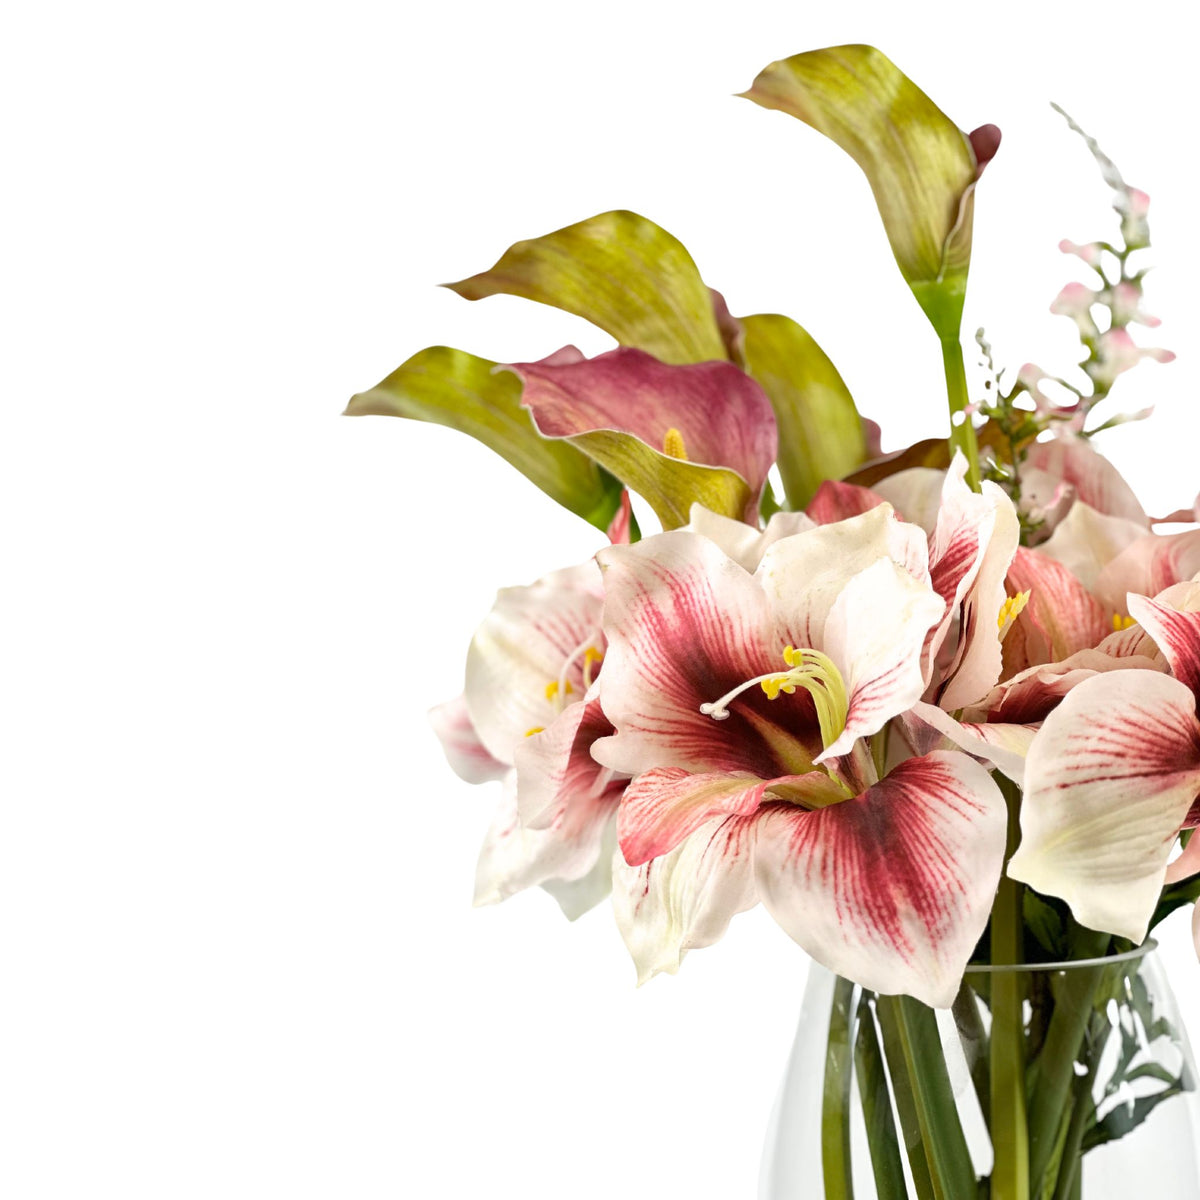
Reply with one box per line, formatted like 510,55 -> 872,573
593,505 -> 1008,1007
431,560 -> 625,918
1008,577 -> 1200,946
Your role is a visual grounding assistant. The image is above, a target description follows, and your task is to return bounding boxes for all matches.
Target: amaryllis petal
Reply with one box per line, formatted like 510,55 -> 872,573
474,776 -> 619,917
757,504 -> 930,652
1095,528 -> 1200,612
873,467 -> 947,533
593,531 -> 812,780
505,347 -> 777,528
345,345 -> 622,532
1003,547 -> 1109,669
1166,832 -> 1200,886
464,563 -> 604,764
429,694 -> 508,784
611,814 -> 759,984
444,210 -> 728,365
738,312 -> 868,509
542,820 -> 620,921
1127,589 -> 1200,697
805,479 -> 889,526
1009,671 -> 1200,943
1038,501 -> 1146,594
924,458 -> 1020,710
754,752 -> 1007,1008
900,701 -> 1033,786
686,503 -> 814,573
514,694 -> 621,830
819,557 -> 945,760
618,767 -> 843,865
1024,438 -> 1148,526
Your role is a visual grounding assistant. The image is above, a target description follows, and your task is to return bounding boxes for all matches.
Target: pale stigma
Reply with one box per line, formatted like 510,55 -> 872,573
700,645 -> 849,752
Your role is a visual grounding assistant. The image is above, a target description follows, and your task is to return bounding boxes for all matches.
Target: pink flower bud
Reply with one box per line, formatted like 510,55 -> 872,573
1059,239 -> 1104,267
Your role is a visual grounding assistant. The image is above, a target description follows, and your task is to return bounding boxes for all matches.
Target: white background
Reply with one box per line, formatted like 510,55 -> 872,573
4,1 -> 1199,1196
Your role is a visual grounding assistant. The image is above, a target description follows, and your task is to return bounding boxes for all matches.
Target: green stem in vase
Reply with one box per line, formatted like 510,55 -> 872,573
941,335 -> 981,490
854,995 -> 908,1200
990,777 -> 1029,1200
877,998 -> 937,1200
1026,927 -> 1112,1196
823,976 -> 858,1199
878,995 -> 977,1200
1049,1016 -> 1111,1200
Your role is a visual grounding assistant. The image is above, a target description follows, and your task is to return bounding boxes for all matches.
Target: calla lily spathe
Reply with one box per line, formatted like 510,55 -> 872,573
593,500 -> 1012,1007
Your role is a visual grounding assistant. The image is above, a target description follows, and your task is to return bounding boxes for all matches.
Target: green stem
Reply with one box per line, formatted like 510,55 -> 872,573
941,336 -> 981,491
877,998 -> 937,1200
823,977 -> 858,1200
1026,928 -> 1112,1196
990,778 -> 1029,1200
879,995 -> 977,1200
1049,1018 -> 1111,1200
854,995 -> 908,1200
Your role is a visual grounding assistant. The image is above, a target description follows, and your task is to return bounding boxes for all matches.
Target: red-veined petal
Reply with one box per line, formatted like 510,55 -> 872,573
610,814 -> 759,983
1009,670 -> 1200,942
1128,588 -> 1200,697
618,767 -> 843,865
754,751 -> 1007,1008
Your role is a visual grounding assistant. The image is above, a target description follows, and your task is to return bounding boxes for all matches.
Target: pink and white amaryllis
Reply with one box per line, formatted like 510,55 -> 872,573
1008,576 -> 1200,950
593,503 -> 1010,1007
431,560 -> 626,919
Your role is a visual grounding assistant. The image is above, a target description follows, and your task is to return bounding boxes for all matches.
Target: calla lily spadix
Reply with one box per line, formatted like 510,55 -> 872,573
593,501 -> 1013,1007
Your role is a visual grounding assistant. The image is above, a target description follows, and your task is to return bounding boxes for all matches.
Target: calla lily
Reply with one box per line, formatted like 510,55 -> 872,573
1009,579 -> 1200,943
741,44 -> 999,339
502,346 -> 778,529
346,345 -> 623,532
592,509 -> 1008,1006
433,560 -> 626,918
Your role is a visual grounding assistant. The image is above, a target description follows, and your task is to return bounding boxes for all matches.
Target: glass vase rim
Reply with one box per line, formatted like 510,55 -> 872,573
963,938 -> 1156,976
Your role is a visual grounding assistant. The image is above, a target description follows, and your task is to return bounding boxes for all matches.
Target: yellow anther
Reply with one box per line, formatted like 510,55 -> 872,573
760,675 -> 797,701
783,645 -> 801,668
584,647 -> 603,667
997,590 -> 1032,632
662,426 -> 688,461
544,679 -> 575,701
1112,612 -> 1138,631
524,726 -> 545,738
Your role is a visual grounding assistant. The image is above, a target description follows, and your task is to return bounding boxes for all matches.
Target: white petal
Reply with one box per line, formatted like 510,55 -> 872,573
465,562 -> 604,763
756,504 -> 930,651
873,467 -> 947,533
686,503 -> 814,573
428,694 -> 508,784
754,751 -> 1007,1008
1009,670 -> 1200,942
818,558 -> 945,760
1166,831 -> 1200,886
474,774 -> 619,913
610,814 -> 758,983
1039,501 -> 1146,594
901,701 -> 1033,786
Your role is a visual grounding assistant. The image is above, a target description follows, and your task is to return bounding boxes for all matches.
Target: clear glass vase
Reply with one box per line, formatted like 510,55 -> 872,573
760,943 -> 1200,1199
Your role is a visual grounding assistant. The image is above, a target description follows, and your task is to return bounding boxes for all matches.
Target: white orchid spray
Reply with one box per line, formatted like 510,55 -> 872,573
349,42 -> 1199,1200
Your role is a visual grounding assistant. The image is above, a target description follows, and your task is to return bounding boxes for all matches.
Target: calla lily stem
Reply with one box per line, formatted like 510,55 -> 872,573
941,336 -> 981,491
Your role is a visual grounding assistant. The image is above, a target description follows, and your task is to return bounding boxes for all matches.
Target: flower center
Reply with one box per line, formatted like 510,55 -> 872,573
997,589 -> 1031,638
700,645 -> 849,752
661,427 -> 688,460
1111,612 -> 1138,632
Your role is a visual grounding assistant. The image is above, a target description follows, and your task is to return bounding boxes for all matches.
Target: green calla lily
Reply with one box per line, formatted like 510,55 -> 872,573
345,345 -> 623,531
739,313 -> 868,510
740,44 -> 998,342
444,210 -> 728,366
